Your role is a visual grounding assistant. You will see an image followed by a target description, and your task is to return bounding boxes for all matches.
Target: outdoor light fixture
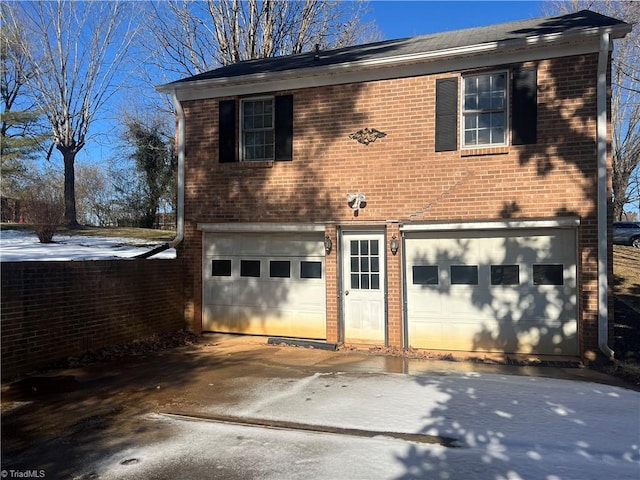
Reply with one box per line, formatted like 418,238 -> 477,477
324,235 -> 332,254
346,192 -> 367,217
390,235 -> 399,256
346,193 -> 366,211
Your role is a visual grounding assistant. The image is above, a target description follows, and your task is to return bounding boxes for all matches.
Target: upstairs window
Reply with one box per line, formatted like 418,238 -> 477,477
462,72 -> 507,147
241,97 -> 274,161
436,68 -> 537,152
219,95 -> 293,163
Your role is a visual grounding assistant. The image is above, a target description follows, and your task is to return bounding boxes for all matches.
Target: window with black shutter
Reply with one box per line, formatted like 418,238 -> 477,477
434,67 -> 538,151
219,95 -> 293,163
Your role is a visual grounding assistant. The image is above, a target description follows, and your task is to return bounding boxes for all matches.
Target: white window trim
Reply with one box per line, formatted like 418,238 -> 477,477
240,95 -> 275,162
460,70 -> 509,149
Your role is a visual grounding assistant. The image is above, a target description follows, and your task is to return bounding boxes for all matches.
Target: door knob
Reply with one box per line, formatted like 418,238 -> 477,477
345,290 -> 350,295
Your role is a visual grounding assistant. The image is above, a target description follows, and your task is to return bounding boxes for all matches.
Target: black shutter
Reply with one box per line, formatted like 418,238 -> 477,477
275,95 -> 293,161
219,99 -> 236,163
512,67 -> 537,145
435,78 -> 458,152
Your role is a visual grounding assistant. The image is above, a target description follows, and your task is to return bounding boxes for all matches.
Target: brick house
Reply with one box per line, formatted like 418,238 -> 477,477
158,10 -> 630,360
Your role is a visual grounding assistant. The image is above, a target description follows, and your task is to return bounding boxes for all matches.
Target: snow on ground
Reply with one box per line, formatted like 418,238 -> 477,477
0,229 -> 175,261
95,371 -> 639,480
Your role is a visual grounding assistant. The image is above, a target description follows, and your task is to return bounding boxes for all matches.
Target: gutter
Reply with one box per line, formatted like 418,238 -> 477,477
135,92 -> 185,258
596,32 -> 613,360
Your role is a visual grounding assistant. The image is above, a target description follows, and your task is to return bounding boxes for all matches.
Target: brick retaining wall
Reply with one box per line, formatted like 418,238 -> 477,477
1,259 -> 185,378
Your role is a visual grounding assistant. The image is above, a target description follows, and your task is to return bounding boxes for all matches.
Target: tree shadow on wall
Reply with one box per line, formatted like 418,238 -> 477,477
512,51 -> 610,357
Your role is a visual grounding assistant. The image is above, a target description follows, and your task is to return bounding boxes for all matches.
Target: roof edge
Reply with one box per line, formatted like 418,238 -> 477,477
156,14 -> 631,95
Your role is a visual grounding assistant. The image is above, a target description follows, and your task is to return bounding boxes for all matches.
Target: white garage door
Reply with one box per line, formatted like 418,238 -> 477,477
405,228 -> 577,355
203,232 -> 326,339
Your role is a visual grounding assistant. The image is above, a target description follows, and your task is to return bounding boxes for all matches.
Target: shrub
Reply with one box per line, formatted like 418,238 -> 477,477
22,184 -> 64,244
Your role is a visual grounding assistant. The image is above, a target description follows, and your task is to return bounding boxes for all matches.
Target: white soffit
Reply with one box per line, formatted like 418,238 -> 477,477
400,218 -> 581,232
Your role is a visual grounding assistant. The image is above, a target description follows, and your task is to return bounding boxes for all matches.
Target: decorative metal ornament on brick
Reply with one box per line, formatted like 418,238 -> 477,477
349,128 -> 387,145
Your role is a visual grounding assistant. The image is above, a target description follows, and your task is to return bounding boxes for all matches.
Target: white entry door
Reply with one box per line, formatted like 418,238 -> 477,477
341,231 -> 386,345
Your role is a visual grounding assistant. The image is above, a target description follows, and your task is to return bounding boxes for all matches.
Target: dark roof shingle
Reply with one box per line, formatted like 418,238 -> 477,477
167,10 -> 629,86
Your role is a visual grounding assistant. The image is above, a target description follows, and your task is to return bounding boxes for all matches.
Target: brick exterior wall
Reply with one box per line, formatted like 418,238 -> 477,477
178,53 -> 612,359
1,260 -> 185,378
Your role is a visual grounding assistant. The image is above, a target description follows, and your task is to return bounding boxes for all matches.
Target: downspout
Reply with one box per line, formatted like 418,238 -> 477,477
135,92 -> 185,258
597,32 -> 614,360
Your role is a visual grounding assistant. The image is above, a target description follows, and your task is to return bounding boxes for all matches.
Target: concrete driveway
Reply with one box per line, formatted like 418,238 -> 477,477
2,334 -> 638,479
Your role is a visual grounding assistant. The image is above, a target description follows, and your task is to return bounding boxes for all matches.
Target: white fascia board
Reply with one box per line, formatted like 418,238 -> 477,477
170,39 -> 599,102
400,218 -> 581,232
197,222 -> 327,233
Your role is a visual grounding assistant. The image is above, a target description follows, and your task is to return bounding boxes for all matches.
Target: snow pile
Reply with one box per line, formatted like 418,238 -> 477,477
0,229 -> 176,261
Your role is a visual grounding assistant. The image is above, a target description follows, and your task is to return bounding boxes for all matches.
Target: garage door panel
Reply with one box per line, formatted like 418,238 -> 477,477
405,229 -> 578,355
489,287 -> 521,316
449,287 -> 481,315
204,304 -> 325,338
203,237 -> 237,256
236,276 -> 288,302
409,319 -> 501,351
203,305 -> 240,332
204,233 -> 325,256
204,281 -> 236,306
407,322 -> 443,349
238,237 -> 321,256
407,239 -> 469,266
407,288 -> 443,315
295,282 -> 326,309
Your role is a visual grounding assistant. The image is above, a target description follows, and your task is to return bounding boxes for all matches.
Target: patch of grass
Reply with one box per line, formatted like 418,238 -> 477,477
1,223 -> 176,242
609,247 -> 640,388
614,245 -> 640,311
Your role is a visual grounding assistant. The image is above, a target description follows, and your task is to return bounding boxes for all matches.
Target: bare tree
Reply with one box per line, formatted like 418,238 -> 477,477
75,161 -> 115,227
145,0 -> 381,78
546,1 -> 640,220
627,166 -> 640,219
10,0 -> 139,226
607,2 -> 640,220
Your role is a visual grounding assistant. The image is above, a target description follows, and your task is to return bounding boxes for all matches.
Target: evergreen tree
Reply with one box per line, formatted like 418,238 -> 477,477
1,8 -> 48,195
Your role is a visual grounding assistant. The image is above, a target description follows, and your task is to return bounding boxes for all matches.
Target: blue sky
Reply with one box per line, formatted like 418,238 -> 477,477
367,1 -> 545,39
